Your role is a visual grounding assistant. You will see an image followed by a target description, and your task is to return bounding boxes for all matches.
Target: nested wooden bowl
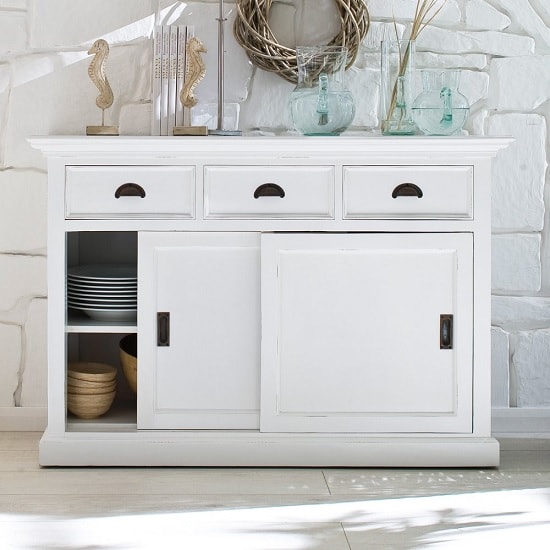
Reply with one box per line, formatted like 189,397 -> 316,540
67,381 -> 116,396
67,390 -> 116,419
68,361 -> 117,382
67,361 -> 117,418
67,376 -> 116,390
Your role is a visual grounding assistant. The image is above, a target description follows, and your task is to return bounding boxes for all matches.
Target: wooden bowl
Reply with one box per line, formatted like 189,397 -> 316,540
119,334 -> 137,394
68,362 -> 116,382
67,376 -> 116,390
67,390 -> 116,419
67,381 -> 116,395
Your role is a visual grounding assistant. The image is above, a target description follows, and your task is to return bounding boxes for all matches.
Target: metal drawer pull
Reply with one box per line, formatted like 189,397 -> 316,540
157,312 -> 170,347
253,182 -> 285,198
115,182 -> 146,198
440,314 -> 453,349
392,182 -> 423,199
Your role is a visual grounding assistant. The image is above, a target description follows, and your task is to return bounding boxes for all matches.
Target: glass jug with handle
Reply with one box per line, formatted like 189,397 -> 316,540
412,69 -> 469,136
289,46 -> 355,136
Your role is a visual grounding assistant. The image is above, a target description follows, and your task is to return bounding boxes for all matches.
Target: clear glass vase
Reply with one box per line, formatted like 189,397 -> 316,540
412,69 -> 469,135
379,39 -> 417,135
289,46 -> 355,136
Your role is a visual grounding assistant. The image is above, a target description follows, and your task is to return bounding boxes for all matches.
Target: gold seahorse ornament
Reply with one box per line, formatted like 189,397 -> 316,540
86,38 -> 118,135
181,37 -> 207,109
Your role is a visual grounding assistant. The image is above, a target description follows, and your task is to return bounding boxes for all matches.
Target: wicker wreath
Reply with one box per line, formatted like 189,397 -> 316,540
233,0 -> 370,84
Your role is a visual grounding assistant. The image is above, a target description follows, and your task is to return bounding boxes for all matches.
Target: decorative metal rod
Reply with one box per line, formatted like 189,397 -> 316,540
210,0 -> 241,135
217,0 -> 225,129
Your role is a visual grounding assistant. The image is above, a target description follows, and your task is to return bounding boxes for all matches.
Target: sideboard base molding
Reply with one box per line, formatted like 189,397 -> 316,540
39,430 -> 500,467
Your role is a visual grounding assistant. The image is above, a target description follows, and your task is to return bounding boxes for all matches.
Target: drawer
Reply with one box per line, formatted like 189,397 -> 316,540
204,166 -> 334,219
65,166 -> 195,219
343,166 -> 473,219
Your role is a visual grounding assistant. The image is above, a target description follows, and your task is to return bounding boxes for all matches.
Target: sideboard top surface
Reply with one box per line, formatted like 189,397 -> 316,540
29,135 -> 513,160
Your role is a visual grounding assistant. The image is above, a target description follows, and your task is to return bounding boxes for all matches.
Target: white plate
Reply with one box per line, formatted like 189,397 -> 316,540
67,290 -> 137,302
69,307 -> 137,322
68,300 -> 137,309
68,264 -> 137,281
67,293 -> 137,301
67,281 -> 137,292
67,296 -> 137,306
68,297 -> 137,306
67,277 -> 137,286
67,278 -> 137,287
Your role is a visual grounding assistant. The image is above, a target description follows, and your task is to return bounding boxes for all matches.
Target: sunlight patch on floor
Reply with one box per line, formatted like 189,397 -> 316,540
1,487 -> 550,549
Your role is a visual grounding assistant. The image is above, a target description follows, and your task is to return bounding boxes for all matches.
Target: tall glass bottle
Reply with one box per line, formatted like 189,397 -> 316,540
379,39 -> 417,135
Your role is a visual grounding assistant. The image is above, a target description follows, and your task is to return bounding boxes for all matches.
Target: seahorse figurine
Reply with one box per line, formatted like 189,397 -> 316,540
181,37 -> 207,109
86,39 -> 117,134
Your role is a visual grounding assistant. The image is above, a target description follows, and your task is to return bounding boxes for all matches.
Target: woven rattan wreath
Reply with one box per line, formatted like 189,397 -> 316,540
233,0 -> 370,84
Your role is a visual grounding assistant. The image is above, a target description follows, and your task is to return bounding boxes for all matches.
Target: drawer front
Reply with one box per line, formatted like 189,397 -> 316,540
204,166 -> 334,219
65,166 -> 195,219
343,166 -> 473,219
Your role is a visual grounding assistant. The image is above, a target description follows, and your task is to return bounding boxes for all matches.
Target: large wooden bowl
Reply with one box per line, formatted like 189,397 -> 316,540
119,334 -> 137,394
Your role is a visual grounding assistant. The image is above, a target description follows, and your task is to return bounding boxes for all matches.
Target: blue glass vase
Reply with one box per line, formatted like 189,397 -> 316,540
289,46 -> 355,136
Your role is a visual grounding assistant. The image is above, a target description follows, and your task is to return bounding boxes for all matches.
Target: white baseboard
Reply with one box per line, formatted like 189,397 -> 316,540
492,407 -> 550,437
0,407 -> 47,431
0,406 -> 547,437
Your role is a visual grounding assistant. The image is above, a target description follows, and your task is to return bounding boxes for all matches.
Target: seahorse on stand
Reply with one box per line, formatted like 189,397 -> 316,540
181,37 -> 207,110
88,39 -> 114,126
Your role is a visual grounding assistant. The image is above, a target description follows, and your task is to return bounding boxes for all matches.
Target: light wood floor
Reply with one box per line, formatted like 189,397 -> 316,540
1,433 -> 549,549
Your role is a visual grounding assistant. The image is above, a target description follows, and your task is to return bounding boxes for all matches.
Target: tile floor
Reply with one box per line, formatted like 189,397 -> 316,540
0,432 -> 549,549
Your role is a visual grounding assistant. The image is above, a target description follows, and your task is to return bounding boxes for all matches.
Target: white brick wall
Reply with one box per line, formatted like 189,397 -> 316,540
488,114 -> 546,232
492,233 -> 542,292
511,330 -> 550,406
0,0 -> 548,430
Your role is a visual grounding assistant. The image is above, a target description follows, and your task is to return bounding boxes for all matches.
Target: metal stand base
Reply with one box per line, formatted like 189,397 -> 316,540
209,129 -> 242,136
86,125 -> 119,136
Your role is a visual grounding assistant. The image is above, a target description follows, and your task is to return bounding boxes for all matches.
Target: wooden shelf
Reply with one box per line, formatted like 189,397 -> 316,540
67,398 -> 136,432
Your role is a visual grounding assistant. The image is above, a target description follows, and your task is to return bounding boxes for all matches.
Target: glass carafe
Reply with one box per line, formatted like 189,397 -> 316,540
412,69 -> 469,136
290,46 -> 355,136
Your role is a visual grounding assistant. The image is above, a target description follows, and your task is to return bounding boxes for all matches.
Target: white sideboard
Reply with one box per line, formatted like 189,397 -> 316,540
31,135 -> 511,467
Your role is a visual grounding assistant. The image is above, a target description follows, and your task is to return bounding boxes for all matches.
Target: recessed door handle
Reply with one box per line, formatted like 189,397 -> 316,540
157,312 -> 170,347
253,183 -> 285,198
440,314 -> 453,349
392,183 -> 423,198
115,182 -> 146,198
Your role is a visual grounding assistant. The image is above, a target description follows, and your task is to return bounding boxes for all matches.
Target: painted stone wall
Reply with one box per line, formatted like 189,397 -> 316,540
0,0 -> 548,430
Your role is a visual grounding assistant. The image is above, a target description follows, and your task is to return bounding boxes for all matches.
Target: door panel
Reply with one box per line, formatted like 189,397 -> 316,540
261,233 -> 473,433
138,232 -> 260,429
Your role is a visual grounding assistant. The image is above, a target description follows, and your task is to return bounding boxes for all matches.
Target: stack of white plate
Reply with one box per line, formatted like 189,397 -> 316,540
67,264 -> 137,322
